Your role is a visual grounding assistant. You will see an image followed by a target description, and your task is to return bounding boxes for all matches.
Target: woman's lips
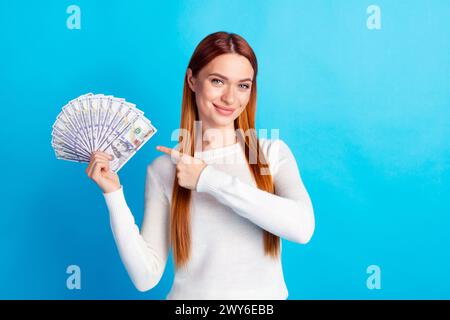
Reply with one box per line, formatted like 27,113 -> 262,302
213,103 -> 235,116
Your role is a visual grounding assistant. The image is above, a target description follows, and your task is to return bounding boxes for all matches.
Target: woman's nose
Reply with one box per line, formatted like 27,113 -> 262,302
221,86 -> 235,105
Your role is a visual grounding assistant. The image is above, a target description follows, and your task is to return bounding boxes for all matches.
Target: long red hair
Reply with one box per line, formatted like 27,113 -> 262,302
171,31 -> 279,269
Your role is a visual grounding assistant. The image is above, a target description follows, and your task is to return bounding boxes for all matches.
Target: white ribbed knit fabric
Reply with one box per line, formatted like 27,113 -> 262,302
103,138 -> 315,299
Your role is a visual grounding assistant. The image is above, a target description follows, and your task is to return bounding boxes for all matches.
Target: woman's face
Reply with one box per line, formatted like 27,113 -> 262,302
187,53 -> 254,130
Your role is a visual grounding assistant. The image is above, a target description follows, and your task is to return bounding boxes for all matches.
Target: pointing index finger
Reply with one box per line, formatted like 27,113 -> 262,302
156,145 -> 182,161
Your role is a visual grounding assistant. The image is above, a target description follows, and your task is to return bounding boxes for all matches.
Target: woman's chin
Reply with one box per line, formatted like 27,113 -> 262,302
211,114 -> 236,126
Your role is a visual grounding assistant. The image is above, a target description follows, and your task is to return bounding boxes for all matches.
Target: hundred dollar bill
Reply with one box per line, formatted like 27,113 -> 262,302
102,115 -> 157,172
51,132 -> 91,159
96,100 -> 143,151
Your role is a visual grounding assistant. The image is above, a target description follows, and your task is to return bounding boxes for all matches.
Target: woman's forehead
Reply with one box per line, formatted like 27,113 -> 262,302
200,54 -> 254,80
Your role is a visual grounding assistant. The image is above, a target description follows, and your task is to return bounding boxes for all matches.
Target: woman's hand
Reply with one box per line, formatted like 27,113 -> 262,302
86,151 -> 121,194
156,145 -> 207,190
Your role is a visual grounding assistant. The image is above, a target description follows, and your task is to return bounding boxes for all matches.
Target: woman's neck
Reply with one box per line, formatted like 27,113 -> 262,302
201,127 -> 237,151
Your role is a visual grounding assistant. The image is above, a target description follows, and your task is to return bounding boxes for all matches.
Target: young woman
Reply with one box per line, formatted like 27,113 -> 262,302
86,31 -> 315,300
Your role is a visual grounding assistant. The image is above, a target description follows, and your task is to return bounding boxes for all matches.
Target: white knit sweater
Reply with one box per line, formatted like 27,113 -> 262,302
103,138 -> 315,299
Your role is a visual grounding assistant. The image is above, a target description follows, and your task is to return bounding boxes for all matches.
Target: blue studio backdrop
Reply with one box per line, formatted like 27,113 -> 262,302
0,0 -> 449,299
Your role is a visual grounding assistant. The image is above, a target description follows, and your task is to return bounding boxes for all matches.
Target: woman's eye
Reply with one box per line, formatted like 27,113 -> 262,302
211,78 -> 223,85
239,83 -> 250,90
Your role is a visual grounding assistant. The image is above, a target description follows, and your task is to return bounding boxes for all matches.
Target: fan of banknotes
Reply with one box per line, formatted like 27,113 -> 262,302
51,93 -> 157,173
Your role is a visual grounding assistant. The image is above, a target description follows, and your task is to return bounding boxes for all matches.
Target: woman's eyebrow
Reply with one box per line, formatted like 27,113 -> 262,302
208,73 -> 253,82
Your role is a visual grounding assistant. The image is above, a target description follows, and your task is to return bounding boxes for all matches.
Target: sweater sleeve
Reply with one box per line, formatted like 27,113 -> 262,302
103,163 -> 171,292
195,139 -> 315,244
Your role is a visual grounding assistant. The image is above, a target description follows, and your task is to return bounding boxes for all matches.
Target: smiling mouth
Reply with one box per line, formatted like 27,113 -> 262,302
213,103 -> 235,112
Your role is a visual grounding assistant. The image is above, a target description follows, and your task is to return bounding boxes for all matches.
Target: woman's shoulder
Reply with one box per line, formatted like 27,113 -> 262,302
258,137 -> 293,158
258,137 -> 297,174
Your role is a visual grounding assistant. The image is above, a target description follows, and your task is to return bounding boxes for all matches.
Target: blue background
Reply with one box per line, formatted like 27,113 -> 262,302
0,0 -> 448,299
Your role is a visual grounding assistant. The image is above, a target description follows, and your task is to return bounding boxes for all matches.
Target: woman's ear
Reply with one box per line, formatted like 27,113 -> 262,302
186,68 -> 196,93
